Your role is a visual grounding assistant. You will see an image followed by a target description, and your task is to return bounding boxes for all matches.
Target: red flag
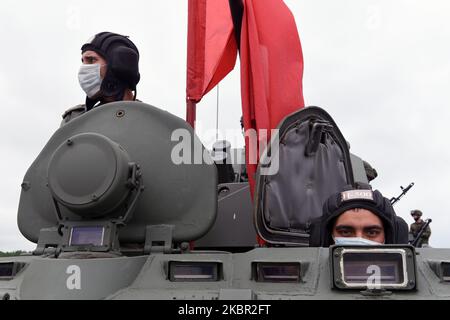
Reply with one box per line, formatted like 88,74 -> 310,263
186,0 -> 237,104
240,0 -> 305,195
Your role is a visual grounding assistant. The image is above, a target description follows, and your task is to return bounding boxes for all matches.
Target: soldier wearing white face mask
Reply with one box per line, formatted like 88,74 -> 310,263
61,32 -> 140,125
309,187 -> 409,247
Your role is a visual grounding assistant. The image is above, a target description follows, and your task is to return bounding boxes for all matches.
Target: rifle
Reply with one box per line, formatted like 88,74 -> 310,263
390,182 -> 414,205
410,218 -> 432,247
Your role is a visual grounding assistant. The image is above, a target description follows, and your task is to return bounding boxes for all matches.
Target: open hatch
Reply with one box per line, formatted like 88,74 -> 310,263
254,106 -> 354,245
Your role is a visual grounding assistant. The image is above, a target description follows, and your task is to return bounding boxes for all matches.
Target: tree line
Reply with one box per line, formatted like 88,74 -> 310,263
0,250 -> 28,257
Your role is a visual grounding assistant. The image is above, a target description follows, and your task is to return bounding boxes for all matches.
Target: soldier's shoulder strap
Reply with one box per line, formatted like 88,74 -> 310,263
61,104 -> 87,126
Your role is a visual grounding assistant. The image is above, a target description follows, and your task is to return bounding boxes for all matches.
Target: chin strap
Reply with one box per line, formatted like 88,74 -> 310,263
85,96 -> 101,111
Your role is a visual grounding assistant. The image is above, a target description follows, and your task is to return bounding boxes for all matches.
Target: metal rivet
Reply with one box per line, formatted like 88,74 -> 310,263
91,194 -> 98,201
116,110 -> 125,117
67,139 -> 73,146
218,187 -> 230,195
180,242 -> 189,251
21,181 -> 31,191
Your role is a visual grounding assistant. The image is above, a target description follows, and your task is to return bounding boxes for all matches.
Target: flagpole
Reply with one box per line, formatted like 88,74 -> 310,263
216,84 -> 220,140
186,99 -> 196,129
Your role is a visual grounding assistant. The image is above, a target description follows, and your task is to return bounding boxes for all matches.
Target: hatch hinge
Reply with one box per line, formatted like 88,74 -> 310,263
144,225 -> 174,254
34,227 -> 62,256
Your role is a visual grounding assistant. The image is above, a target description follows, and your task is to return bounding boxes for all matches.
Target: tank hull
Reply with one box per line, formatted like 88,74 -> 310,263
2,247 -> 449,300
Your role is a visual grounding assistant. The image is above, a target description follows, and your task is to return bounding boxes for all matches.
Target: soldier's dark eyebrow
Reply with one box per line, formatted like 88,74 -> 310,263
363,225 -> 383,232
334,225 -> 355,232
82,55 -> 97,62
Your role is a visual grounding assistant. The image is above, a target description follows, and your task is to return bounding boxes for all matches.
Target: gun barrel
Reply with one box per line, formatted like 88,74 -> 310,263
403,182 -> 414,192
390,182 -> 414,205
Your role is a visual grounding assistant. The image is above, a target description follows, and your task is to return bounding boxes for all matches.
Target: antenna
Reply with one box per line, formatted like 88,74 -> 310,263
216,84 -> 220,141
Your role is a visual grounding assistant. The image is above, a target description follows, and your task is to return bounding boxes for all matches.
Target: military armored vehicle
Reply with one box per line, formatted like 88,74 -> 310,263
1,100 -> 449,300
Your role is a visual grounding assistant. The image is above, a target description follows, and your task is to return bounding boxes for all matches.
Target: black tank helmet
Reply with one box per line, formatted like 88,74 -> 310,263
411,209 -> 423,217
81,32 -> 140,109
309,186 -> 409,247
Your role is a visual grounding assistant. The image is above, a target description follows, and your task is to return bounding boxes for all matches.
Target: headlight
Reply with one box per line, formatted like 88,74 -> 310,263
69,226 -> 105,246
330,245 -> 416,290
60,221 -> 116,252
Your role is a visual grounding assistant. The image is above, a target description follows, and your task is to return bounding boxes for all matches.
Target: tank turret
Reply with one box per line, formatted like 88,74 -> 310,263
17,101 -> 217,257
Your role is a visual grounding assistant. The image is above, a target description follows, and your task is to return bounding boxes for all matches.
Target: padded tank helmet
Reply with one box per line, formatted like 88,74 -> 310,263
309,187 -> 409,247
81,32 -> 140,108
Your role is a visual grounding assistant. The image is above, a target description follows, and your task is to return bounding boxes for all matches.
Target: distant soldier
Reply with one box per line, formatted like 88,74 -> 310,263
409,209 -> 431,247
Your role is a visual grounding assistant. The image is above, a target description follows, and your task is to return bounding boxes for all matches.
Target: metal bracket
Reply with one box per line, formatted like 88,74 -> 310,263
34,227 -> 62,256
144,225 -> 174,254
305,120 -> 333,156
360,288 -> 393,297
115,172 -> 144,226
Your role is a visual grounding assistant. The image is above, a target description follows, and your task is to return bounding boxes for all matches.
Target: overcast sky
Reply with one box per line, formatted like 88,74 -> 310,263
1,0 -> 449,251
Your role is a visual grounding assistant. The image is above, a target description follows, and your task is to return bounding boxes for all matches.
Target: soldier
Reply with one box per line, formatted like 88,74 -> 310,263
309,188 -> 409,246
61,31 -> 140,125
409,209 -> 431,247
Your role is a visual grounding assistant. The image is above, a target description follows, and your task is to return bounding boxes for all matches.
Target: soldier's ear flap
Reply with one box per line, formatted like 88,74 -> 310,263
395,216 -> 409,244
110,46 -> 140,88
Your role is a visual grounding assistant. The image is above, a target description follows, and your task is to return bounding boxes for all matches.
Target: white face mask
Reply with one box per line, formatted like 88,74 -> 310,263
78,64 -> 103,98
333,237 -> 382,246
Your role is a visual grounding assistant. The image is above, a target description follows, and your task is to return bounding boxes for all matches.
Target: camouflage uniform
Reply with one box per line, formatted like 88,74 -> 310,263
60,104 -> 87,126
61,100 -> 141,126
410,220 -> 431,247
